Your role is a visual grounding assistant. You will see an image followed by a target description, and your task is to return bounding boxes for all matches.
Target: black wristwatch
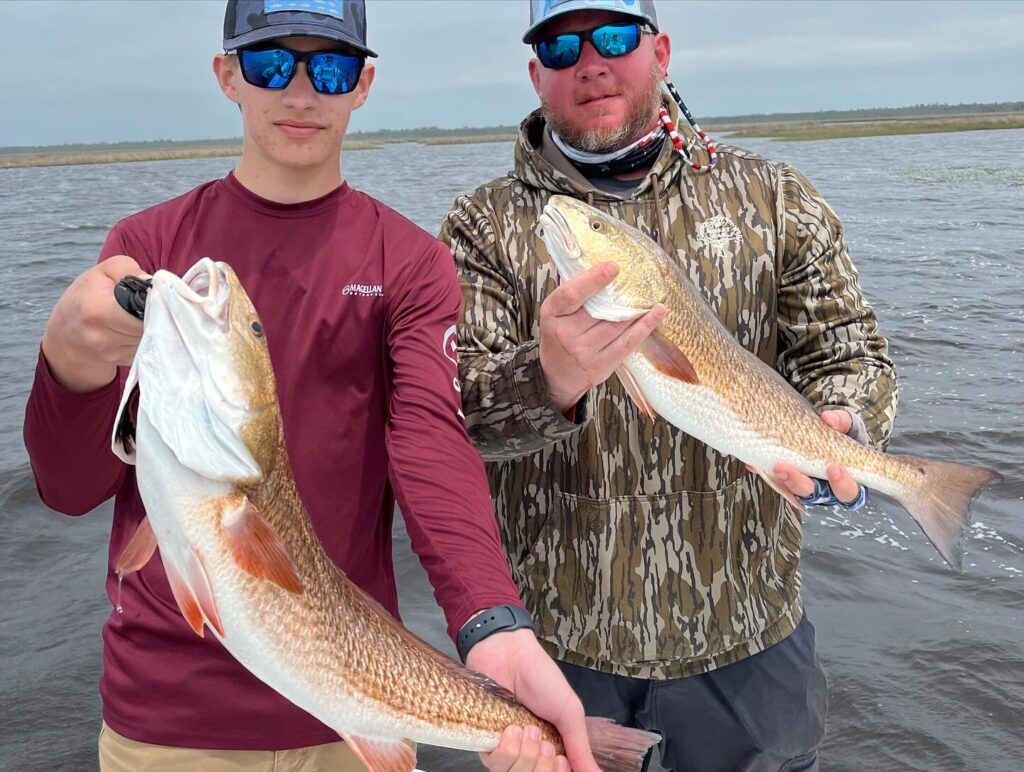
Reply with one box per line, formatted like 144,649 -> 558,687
456,604 -> 534,662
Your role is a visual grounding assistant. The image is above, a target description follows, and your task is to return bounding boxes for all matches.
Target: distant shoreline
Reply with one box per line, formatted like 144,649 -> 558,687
3,110 -> 1022,170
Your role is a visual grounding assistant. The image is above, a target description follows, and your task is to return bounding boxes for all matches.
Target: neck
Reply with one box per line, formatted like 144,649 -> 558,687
233,146 -> 344,205
613,115 -> 662,180
551,112 -> 665,181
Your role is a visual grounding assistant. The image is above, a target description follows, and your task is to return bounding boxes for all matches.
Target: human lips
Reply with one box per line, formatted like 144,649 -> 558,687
275,120 -> 325,137
577,91 -> 621,106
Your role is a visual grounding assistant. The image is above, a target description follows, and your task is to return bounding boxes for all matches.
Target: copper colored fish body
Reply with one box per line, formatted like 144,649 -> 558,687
538,196 -> 1001,569
111,258 -> 658,771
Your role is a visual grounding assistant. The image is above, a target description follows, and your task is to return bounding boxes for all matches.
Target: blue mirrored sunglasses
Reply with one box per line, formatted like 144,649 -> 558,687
535,22 -> 647,70
238,45 -> 364,95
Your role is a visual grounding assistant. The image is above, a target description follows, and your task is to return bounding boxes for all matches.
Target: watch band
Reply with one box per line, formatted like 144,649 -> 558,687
456,604 -> 534,662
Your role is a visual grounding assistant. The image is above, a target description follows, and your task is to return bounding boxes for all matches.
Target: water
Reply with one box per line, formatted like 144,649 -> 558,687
1,131 -> 1022,771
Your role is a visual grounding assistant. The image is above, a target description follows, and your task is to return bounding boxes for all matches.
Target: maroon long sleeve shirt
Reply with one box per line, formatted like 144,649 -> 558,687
23,174 -> 523,750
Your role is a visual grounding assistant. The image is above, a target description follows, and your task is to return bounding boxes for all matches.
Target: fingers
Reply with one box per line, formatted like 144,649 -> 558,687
481,726 -> 563,772
826,464 -> 861,505
773,462 -> 816,499
77,268 -> 143,340
40,257 -> 147,392
543,263 -> 618,317
773,462 -> 860,505
596,304 -> 667,363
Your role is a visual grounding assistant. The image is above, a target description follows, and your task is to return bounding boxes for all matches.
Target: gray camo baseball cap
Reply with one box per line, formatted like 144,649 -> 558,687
524,0 -> 659,44
224,0 -> 377,57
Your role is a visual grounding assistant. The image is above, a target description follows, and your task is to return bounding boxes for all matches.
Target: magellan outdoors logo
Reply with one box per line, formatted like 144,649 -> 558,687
341,283 -> 383,297
442,324 -> 465,419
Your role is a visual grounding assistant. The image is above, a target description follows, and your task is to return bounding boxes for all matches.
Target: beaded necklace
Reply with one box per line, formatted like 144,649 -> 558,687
659,75 -> 718,173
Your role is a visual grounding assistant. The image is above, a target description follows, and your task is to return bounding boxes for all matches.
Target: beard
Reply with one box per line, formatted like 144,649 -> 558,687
544,64 -> 664,153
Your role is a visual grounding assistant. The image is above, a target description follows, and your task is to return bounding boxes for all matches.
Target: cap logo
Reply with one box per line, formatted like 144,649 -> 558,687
264,0 -> 344,19
537,0 -> 640,12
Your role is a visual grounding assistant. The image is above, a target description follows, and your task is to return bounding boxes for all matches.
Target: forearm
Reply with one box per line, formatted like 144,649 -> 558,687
388,398 -> 525,642
777,163 -> 899,449
23,351 -> 127,515
458,339 -> 586,461
386,242 -> 526,641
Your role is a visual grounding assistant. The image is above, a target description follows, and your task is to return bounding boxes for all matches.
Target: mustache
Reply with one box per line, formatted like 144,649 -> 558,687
576,89 -> 622,105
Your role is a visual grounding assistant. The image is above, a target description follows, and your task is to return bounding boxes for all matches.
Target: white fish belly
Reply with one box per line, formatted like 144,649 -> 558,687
625,353 -> 906,496
207,600 -> 499,750
137,417 -> 498,750
626,353 -> 793,468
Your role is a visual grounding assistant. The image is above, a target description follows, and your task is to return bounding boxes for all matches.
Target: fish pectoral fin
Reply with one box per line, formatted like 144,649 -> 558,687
114,516 -> 157,578
615,365 -> 657,420
640,330 -> 699,385
222,496 -> 303,595
164,551 -> 225,639
341,734 -> 417,772
753,467 -> 807,514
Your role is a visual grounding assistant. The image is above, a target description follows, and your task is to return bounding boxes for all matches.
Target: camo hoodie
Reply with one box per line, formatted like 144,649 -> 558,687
439,102 -> 898,679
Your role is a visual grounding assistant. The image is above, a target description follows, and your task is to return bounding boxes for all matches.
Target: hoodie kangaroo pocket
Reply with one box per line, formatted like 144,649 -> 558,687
518,478 -> 762,666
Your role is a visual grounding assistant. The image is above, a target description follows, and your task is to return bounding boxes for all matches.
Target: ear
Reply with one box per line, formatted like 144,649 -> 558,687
653,32 -> 671,78
213,53 -> 241,105
528,58 -> 543,97
350,61 -> 376,110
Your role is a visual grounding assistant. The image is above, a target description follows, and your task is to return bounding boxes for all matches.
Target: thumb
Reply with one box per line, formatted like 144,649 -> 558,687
821,409 -> 852,434
555,707 -> 599,772
98,254 -> 146,282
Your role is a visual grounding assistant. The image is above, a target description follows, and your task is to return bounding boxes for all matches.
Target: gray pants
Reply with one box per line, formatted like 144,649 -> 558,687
557,615 -> 827,772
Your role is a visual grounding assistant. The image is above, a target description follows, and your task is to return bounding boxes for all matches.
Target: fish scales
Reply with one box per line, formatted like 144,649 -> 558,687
112,257 -> 659,771
538,195 -> 1000,570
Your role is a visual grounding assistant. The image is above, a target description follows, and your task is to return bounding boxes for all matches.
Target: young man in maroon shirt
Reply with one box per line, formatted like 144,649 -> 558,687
23,2 -> 595,770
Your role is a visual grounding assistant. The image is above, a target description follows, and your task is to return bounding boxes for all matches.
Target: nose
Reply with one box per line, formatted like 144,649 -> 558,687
573,41 -> 609,80
281,62 -> 319,107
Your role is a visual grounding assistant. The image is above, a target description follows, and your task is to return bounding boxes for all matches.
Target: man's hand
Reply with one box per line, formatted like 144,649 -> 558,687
41,255 -> 146,392
540,262 -> 666,413
467,628 -> 596,772
771,410 -> 861,504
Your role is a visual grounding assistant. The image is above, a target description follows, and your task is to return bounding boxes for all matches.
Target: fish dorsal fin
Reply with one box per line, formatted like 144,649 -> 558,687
164,550 -> 225,638
640,330 -> 699,385
615,365 -> 656,420
222,496 -> 303,595
115,516 -> 157,577
341,734 -> 417,772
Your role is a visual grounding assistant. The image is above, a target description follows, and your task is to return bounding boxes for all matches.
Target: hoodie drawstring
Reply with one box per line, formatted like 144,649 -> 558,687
649,173 -> 670,253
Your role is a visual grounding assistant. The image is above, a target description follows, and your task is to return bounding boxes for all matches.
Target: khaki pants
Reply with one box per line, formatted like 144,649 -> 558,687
98,721 -> 368,771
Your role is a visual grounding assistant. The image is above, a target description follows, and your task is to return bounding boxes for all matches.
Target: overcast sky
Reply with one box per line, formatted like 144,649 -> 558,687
2,0 -> 1023,148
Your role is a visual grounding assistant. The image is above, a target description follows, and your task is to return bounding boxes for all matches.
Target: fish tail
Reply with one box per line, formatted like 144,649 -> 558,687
585,717 -> 660,772
896,456 -> 1002,570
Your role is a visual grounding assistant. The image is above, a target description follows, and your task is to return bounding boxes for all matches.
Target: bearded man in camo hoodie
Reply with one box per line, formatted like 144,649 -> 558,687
439,2 -> 898,770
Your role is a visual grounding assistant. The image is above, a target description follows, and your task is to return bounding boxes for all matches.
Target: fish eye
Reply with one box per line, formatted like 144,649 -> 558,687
250,320 -> 264,337
590,220 -> 603,231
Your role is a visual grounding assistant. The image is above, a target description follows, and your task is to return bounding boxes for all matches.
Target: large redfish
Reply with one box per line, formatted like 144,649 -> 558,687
110,258 -> 658,771
537,195 -> 1000,569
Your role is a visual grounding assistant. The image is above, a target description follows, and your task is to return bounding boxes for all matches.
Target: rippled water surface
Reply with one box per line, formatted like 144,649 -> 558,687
1,130 -> 1021,771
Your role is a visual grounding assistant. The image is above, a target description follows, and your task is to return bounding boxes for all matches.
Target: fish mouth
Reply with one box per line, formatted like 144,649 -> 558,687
153,258 -> 231,329
538,204 -> 580,265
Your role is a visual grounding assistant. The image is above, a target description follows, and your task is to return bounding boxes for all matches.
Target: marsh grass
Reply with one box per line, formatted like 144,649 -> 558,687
3,110 -> 1021,168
